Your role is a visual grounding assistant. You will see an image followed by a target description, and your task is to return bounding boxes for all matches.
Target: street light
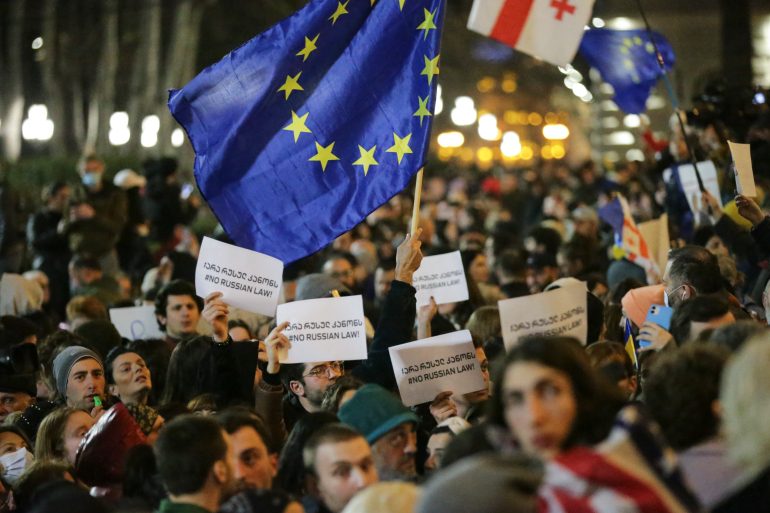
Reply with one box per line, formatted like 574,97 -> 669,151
171,128 -> 185,148
109,112 -> 130,146
141,115 -> 160,148
450,97 -> 477,126
437,131 -> 464,148
21,105 -> 54,141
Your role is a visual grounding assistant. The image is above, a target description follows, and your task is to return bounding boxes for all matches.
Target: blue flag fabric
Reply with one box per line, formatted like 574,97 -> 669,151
579,28 -> 675,114
169,0 -> 445,263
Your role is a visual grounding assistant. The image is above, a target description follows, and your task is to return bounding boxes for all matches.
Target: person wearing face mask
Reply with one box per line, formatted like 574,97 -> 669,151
0,426 -> 34,487
61,155 -> 128,279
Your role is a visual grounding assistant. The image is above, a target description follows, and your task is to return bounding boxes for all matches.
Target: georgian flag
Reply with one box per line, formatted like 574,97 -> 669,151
467,0 -> 595,66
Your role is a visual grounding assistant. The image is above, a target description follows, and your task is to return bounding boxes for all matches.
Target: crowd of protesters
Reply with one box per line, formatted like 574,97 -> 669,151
1,103 -> 770,513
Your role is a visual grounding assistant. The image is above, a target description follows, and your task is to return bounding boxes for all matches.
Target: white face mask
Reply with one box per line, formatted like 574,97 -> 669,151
0,447 -> 34,485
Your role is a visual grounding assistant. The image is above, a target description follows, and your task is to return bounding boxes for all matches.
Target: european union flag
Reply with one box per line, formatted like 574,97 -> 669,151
169,0 -> 445,263
579,28 -> 675,114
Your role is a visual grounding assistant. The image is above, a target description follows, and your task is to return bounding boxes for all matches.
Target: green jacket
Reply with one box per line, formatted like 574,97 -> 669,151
156,499 -> 211,513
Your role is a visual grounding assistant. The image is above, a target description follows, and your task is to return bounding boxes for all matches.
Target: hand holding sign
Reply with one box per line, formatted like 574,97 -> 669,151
202,292 -> 229,342
735,195 -> 765,227
430,391 -> 458,423
395,229 -> 423,286
264,321 -> 291,374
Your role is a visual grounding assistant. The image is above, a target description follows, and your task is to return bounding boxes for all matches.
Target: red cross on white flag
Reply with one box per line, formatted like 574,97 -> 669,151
467,0 -> 595,66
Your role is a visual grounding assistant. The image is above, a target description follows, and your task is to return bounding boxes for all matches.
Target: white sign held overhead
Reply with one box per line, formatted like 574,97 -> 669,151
195,236 -> 283,316
276,295 -> 368,364
498,282 -> 588,349
109,306 -> 165,340
412,251 -> 469,307
728,141 -> 757,197
389,330 -> 485,407
672,160 -> 722,214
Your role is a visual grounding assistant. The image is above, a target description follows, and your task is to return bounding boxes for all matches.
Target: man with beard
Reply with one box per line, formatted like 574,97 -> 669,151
338,384 -> 420,482
52,345 -> 106,414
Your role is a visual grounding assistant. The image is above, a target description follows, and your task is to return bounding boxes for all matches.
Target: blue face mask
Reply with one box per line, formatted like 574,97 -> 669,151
0,447 -> 33,485
82,172 -> 101,187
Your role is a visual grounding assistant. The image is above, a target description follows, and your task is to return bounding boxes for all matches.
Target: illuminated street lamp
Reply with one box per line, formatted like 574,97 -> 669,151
21,105 -> 54,141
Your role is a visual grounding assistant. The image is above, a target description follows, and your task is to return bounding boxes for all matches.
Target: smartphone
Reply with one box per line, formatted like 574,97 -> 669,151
638,305 -> 673,348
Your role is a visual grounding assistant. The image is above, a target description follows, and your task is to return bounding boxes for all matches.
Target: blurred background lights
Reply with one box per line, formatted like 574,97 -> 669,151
450,96 -> 477,126
109,111 -> 130,146
21,104 -> 54,141
437,131 -> 465,148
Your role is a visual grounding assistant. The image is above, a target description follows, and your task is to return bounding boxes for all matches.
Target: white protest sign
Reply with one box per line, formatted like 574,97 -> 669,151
638,214 -> 669,278
412,251 -> 469,306
728,141 -> 757,197
276,295 -> 367,363
389,330 -> 485,407
674,160 -> 722,214
498,282 -> 587,349
195,236 -> 283,316
109,306 -> 165,340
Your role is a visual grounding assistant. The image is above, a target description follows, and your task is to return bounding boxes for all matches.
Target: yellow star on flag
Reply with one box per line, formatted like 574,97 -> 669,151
396,0 -> 406,10
416,8 -> 437,39
329,1 -> 349,24
386,132 -> 413,164
309,141 -> 340,171
353,145 -> 379,176
282,111 -> 312,142
413,95 -> 432,126
277,72 -> 304,100
296,34 -> 319,62
421,55 -> 440,85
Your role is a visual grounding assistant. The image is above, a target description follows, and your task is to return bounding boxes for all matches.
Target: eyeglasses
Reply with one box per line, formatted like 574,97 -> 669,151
302,361 -> 344,378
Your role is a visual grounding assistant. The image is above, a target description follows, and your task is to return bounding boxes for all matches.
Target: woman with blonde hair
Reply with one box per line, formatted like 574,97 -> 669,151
715,335 -> 770,512
34,407 -> 95,466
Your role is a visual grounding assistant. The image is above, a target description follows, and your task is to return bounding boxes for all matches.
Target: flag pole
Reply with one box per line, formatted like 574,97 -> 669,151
633,0 -> 705,192
410,167 -> 424,235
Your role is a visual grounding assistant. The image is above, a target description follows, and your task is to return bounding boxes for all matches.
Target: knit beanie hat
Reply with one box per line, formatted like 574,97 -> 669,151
295,273 -> 350,301
337,383 -> 419,444
52,346 -> 103,399
416,454 -> 543,513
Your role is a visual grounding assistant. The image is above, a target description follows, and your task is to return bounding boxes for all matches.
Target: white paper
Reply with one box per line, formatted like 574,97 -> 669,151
674,160 -> 722,214
276,295 -> 367,363
728,141 -> 757,197
389,330 -> 485,407
195,236 -> 283,317
637,214 -> 669,277
109,306 -> 165,340
412,251 -> 470,307
498,283 -> 587,349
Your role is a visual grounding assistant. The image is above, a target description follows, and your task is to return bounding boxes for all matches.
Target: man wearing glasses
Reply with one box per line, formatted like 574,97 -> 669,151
279,360 -> 345,430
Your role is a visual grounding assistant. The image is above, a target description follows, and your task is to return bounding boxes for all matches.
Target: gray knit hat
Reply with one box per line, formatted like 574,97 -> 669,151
416,454 -> 543,513
52,346 -> 103,399
294,273 -> 350,301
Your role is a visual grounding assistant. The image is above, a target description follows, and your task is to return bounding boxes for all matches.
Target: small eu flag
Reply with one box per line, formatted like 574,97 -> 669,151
169,0 -> 445,263
579,28 -> 675,114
